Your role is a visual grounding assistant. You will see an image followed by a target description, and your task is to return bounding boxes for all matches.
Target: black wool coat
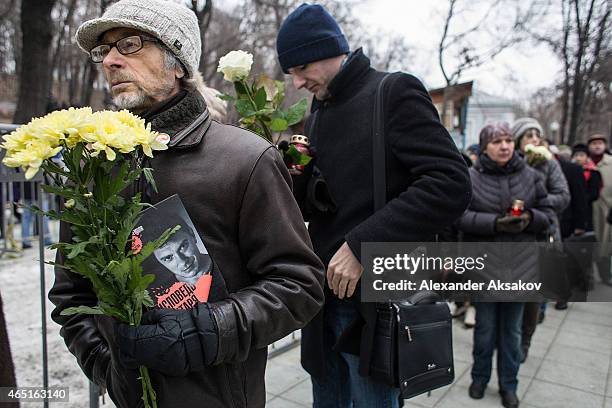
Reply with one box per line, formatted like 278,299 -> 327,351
297,49 -> 472,380
559,158 -> 590,238
455,153 -> 554,297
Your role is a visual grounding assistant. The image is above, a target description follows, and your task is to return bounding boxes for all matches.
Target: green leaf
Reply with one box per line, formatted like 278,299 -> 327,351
217,93 -> 235,102
143,292 -> 154,308
100,161 -> 115,174
70,144 -> 84,179
57,211 -> 89,227
40,184 -> 78,199
286,98 -> 308,126
235,99 -> 256,117
254,87 -> 267,110
107,258 -> 132,288
42,160 -> 70,178
106,195 -> 125,209
60,305 -> 104,316
270,118 -> 288,132
136,225 -> 181,261
143,168 -> 158,194
140,274 -> 156,291
66,241 -> 90,259
273,80 -> 286,107
99,302 -> 129,322
234,81 -> 249,96
285,145 -> 313,166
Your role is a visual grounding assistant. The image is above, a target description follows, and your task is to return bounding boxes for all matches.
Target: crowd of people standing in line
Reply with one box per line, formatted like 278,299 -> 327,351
3,1 -> 609,407
451,117 -> 610,408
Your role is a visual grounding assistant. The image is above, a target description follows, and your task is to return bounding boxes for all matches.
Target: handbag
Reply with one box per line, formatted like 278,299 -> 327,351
368,73 -> 455,398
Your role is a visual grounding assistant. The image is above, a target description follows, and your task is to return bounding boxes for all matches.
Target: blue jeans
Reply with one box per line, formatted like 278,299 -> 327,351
312,297 -> 400,408
21,198 -> 51,246
471,302 -> 524,393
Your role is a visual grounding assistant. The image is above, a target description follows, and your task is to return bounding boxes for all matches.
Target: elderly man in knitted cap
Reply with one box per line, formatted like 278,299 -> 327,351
586,134 -> 612,285
276,4 -> 472,406
48,1 -> 325,407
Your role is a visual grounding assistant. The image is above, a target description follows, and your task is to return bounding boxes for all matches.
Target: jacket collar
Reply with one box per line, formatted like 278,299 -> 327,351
311,48 -> 372,112
596,153 -> 612,169
475,152 -> 525,175
140,90 -> 211,149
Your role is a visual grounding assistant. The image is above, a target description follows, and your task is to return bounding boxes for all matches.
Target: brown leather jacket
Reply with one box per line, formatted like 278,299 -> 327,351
48,91 -> 325,407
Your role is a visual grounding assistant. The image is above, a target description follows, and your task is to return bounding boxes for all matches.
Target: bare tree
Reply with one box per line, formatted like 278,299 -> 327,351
13,0 -> 56,123
188,0 -> 213,74
530,0 -> 610,144
437,0 -> 549,122
201,6 -> 242,88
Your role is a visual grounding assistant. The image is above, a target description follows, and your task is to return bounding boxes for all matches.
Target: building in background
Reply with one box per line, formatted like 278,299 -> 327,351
430,81 -> 518,150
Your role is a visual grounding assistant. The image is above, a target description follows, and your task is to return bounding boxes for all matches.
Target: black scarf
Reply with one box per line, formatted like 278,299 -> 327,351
477,152 -> 525,175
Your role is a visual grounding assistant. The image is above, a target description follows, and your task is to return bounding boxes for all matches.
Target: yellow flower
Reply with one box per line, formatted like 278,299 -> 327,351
1,108 -> 162,176
2,140 -> 62,179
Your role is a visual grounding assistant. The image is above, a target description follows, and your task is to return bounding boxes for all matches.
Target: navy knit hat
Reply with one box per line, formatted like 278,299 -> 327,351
276,3 -> 349,74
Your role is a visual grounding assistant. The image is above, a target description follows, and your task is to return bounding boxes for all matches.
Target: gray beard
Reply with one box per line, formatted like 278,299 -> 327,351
112,91 -> 149,112
111,81 -> 177,112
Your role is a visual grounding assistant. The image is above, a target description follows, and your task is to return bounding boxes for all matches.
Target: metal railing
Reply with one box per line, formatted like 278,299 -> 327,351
1,123 -> 51,408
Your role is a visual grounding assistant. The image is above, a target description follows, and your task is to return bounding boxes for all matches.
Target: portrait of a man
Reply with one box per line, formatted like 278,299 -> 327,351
152,221 -> 212,285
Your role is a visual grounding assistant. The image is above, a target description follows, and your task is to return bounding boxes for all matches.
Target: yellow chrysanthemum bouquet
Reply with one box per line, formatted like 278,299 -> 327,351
1,107 -> 175,408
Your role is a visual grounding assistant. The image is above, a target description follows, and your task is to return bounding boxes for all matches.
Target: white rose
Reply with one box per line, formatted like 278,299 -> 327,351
217,50 -> 253,82
525,144 -> 553,160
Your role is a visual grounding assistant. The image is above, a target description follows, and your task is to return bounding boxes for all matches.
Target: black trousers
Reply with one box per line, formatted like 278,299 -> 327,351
521,302 -> 541,347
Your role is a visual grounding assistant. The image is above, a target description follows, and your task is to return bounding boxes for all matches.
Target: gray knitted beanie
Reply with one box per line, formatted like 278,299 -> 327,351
511,117 -> 544,142
75,0 -> 201,78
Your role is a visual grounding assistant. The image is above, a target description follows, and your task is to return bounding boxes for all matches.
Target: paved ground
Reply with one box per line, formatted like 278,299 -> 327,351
266,301 -> 612,408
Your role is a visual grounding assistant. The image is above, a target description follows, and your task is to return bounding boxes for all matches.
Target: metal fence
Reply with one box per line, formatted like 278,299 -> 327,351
0,123 -> 51,408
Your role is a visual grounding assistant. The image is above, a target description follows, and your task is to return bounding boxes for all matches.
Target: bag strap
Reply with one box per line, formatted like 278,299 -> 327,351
373,73 -> 395,212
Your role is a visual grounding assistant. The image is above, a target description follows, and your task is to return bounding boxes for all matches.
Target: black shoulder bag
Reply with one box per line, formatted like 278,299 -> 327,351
368,73 -> 455,399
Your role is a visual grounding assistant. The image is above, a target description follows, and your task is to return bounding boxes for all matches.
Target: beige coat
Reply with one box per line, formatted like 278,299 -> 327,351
593,154 -> 612,255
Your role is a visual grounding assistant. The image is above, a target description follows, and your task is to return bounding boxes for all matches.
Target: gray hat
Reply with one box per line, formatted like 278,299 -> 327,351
511,117 -> 544,140
75,0 -> 201,78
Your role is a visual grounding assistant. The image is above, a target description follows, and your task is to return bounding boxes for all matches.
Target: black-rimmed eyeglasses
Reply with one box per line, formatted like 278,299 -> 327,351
89,35 -> 158,63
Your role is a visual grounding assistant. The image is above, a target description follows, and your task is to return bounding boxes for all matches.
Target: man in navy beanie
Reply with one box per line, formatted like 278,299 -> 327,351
277,3 -> 472,407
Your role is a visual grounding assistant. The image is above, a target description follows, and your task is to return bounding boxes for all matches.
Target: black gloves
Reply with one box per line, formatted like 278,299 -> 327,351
117,303 -> 218,377
495,212 -> 532,234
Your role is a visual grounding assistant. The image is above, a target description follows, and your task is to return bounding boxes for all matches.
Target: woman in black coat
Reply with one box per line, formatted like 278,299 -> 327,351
455,123 -> 553,408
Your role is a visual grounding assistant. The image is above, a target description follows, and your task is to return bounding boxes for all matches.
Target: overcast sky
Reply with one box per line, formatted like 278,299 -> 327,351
216,0 -> 563,102
354,0 -> 562,101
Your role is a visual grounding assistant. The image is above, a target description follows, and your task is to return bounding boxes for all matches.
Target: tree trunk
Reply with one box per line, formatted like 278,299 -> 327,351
13,0 -> 56,124
0,291 -> 19,408
48,0 -> 78,97
194,0 -> 213,75
80,63 -> 96,107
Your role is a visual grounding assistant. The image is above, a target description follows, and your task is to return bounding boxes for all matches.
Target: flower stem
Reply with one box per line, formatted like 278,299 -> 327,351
241,80 -> 274,143
129,315 -> 157,408
139,366 -> 157,408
